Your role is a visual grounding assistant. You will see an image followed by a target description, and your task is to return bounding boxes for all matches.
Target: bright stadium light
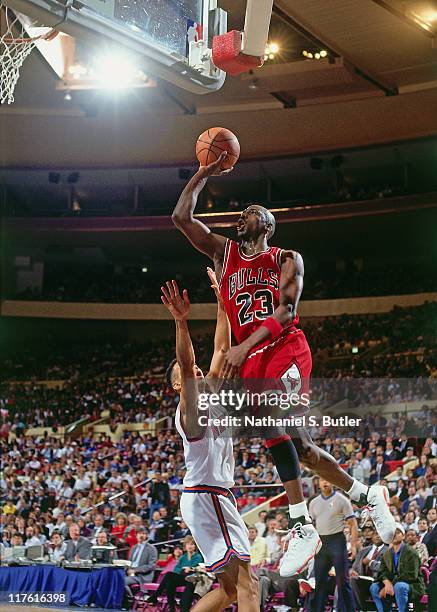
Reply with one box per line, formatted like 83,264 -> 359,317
94,53 -> 140,89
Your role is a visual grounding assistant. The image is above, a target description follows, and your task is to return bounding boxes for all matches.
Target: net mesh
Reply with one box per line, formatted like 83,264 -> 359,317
0,5 -> 54,104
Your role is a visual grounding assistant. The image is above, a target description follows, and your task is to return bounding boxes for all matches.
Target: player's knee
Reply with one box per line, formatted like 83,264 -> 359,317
299,441 -> 320,469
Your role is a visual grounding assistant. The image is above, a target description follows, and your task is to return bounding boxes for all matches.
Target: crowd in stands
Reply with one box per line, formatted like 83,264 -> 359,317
1,301 -> 436,609
1,420 -> 436,608
8,262 -> 436,303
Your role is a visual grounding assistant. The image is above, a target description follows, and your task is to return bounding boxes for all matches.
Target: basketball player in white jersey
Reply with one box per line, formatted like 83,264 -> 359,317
161,272 -> 259,612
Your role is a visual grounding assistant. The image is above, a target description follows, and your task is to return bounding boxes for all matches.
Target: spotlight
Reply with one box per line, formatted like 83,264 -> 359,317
68,63 -> 87,79
94,53 -> 140,89
315,52 -> 320,59
141,267 -> 148,273
302,50 -> 308,57
320,49 -> 328,58
307,52 -> 313,59
269,42 -> 279,54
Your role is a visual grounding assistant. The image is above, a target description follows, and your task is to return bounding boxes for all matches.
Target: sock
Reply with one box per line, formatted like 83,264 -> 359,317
289,500 -> 310,525
347,479 -> 368,504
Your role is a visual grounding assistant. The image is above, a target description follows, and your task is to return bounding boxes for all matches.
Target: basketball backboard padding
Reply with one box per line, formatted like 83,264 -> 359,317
2,0 -> 226,93
212,30 -> 263,76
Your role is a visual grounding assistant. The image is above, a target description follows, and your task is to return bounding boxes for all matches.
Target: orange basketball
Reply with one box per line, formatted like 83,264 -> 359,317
196,127 -> 240,170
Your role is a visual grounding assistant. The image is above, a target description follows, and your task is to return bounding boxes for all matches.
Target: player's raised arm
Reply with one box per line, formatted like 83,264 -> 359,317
220,250 -> 304,379
161,280 -> 203,438
206,267 -> 231,383
172,152 -> 230,260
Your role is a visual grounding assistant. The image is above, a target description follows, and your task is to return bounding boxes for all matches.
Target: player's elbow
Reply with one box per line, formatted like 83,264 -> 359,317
171,211 -> 183,227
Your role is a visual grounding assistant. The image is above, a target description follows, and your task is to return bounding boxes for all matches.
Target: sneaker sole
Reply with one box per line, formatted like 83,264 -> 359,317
279,537 -> 322,578
371,486 -> 396,544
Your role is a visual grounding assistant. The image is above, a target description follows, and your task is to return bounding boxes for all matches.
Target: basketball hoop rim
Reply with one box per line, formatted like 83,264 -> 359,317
3,28 -> 58,43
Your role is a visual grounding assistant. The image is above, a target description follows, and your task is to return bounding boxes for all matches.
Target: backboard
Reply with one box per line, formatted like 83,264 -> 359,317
2,0 -> 227,93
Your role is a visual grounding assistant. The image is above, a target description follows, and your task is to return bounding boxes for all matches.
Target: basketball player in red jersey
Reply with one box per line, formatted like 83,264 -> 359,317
173,152 -> 395,576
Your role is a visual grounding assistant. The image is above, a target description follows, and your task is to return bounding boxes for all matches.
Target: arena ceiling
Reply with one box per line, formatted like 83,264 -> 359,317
1,0 -> 437,168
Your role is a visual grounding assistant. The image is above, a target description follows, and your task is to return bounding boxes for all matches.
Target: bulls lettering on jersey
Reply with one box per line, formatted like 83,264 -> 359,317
219,239 -> 298,344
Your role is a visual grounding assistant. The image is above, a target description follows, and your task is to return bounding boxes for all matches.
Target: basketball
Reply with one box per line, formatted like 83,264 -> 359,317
196,127 -> 240,170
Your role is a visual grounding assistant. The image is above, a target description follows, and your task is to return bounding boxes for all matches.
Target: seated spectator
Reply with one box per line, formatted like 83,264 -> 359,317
369,454 -> 390,484
255,510 -> 268,537
401,484 -> 423,514
157,545 -> 183,572
264,518 -> 281,565
146,536 -> 202,612
124,527 -> 157,603
257,559 -> 316,612
405,528 -> 429,565
248,525 -> 268,568
24,526 -> 43,547
111,512 -> 128,546
64,524 -> 92,561
424,484 -> 437,511
119,481 -> 137,514
1,529 -> 12,548
350,530 -> 387,611
424,507 -> 437,556
370,523 -> 425,612
89,514 -> 106,544
148,510 -> 165,543
47,531 -> 66,562
173,519 -> 190,540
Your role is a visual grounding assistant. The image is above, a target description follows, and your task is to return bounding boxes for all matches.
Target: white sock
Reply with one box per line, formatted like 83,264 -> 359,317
289,501 -> 310,522
347,479 -> 368,502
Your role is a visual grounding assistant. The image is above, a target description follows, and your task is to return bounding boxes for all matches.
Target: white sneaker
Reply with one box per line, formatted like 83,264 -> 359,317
279,522 -> 322,577
364,484 -> 396,544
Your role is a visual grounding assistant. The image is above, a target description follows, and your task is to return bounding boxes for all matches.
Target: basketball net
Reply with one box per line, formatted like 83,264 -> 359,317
0,4 -> 56,104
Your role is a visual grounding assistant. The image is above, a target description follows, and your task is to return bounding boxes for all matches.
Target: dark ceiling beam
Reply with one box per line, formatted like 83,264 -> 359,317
270,91 -> 297,108
272,2 -> 398,96
369,0 -> 436,38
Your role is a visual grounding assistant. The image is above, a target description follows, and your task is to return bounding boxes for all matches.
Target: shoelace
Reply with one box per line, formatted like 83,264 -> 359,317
278,521 -> 305,545
361,503 -> 384,530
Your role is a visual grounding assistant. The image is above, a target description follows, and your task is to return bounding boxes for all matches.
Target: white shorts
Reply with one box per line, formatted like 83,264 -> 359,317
180,485 -> 251,573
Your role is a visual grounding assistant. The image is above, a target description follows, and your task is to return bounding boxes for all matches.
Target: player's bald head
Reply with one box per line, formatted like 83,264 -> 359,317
243,204 -> 276,239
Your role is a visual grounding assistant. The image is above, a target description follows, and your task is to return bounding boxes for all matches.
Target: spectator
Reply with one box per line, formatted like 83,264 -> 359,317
369,455 -> 390,484
248,525 -> 268,568
146,536 -> 202,612
64,524 -> 92,561
264,519 -> 281,565
370,523 -> 425,612
24,526 -> 42,547
90,514 -> 106,544
124,527 -> 157,602
47,531 -> 66,562
350,530 -> 387,611
405,528 -> 429,565
424,485 -> 437,512
111,512 -> 128,546
424,507 -> 437,556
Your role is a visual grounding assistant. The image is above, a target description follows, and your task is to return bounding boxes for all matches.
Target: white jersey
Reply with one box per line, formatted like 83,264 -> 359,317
175,403 -> 235,489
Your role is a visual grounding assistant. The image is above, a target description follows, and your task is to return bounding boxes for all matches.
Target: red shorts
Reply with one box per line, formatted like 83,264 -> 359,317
241,327 -> 312,381
239,328 -> 312,417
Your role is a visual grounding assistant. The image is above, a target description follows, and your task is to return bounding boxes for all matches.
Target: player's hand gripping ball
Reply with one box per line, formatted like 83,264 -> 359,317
196,127 -> 240,170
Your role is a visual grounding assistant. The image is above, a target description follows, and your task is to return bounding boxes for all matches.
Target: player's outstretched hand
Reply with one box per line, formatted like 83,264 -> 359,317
197,152 -> 234,178
207,267 -> 224,307
161,280 -> 190,321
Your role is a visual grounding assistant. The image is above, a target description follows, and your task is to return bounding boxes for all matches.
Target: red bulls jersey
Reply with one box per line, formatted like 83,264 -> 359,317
219,239 -> 299,344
